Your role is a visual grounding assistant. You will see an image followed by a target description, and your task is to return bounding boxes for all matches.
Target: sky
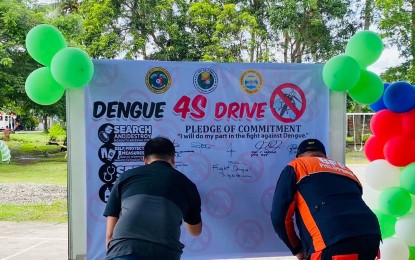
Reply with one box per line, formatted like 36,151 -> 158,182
368,47 -> 404,75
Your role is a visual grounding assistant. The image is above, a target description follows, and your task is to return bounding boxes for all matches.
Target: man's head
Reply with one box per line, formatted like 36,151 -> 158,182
296,139 -> 326,158
144,137 -> 175,165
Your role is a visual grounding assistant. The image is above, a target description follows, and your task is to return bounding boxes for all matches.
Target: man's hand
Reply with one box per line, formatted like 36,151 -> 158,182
296,250 -> 307,260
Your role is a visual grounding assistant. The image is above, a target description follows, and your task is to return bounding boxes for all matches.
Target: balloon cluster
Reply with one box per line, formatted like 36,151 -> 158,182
364,83 -> 415,259
323,30 -> 415,259
25,24 -> 94,105
322,30 -> 384,104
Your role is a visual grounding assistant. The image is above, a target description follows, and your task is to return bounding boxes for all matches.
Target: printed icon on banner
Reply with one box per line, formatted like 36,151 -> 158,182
99,163 -> 118,184
239,70 -> 263,94
193,68 -> 218,94
98,123 -> 115,143
99,183 -> 114,203
145,67 -> 172,94
270,83 -> 306,123
98,143 -> 118,163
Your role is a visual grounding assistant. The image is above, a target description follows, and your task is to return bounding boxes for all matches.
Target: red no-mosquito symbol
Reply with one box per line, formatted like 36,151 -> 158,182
270,83 -> 306,123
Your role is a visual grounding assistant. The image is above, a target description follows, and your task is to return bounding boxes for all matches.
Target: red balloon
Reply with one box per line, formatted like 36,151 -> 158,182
401,109 -> 415,138
364,135 -> 386,161
384,136 -> 415,167
370,109 -> 403,138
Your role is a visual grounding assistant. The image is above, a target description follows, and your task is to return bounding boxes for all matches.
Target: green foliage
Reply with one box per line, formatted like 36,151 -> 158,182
0,201 -> 67,222
376,0 -> 415,83
48,123 -> 66,142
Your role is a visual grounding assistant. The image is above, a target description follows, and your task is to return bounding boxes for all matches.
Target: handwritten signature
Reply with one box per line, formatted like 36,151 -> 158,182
191,142 -> 214,150
212,161 -> 252,179
251,140 -> 282,157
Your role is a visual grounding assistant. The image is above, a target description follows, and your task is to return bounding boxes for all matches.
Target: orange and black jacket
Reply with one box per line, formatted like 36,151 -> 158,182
270,157 -> 380,256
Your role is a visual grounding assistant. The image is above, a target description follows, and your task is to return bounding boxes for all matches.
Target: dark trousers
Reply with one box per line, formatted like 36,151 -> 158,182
309,235 -> 381,260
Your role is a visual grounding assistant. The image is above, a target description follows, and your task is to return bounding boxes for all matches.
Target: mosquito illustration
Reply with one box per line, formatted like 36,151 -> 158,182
274,88 -> 302,119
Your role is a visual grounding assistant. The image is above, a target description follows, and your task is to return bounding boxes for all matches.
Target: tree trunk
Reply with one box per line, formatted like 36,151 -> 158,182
43,115 -> 49,134
354,0 -> 374,146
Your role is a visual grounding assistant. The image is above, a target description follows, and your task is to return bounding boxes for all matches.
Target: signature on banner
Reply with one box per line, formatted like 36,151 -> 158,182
212,161 -> 252,179
251,140 -> 283,157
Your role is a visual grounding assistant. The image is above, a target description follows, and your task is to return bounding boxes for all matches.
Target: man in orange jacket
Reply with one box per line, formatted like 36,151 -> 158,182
271,139 -> 381,260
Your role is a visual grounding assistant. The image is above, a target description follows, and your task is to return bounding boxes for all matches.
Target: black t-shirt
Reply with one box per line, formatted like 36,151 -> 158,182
104,160 -> 202,259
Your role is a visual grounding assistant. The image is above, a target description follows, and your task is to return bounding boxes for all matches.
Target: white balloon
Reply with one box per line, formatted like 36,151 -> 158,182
362,185 -> 381,209
396,212 -> 415,246
365,159 -> 400,191
380,237 -> 409,260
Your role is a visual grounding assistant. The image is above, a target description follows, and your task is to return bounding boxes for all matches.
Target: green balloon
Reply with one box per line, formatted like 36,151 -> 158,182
50,47 -> 94,89
373,209 -> 396,238
322,54 -> 361,91
25,67 -> 65,105
25,24 -> 67,66
409,246 -> 415,260
348,69 -> 384,105
345,30 -> 383,68
379,187 -> 412,217
401,162 -> 415,194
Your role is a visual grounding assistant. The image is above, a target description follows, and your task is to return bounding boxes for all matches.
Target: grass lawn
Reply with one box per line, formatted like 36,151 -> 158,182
0,132 -> 67,222
0,201 -> 67,222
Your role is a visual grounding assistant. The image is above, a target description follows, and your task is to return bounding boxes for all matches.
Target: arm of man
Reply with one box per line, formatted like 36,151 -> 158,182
185,221 -> 202,236
271,165 -> 303,255
106,216 -> 119,249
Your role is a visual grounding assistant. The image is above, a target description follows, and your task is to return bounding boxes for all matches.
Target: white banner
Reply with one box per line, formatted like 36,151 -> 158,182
84,60 -> 329,259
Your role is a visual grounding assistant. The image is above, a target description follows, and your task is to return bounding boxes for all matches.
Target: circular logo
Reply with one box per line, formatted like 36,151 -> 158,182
240,70 -> 263,94
193,68 -> 218,94
205,187 -> 234,218
270,83 -> 306,123
145,67 -> 172,94
234,220 -> 264,250
98,123 -> 115,143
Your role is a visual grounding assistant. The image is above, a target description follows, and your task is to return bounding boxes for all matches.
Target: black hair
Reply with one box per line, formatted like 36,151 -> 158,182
144,137 -> 175,159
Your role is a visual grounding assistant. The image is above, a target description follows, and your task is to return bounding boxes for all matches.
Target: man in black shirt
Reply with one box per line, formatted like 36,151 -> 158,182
104,137 -> 202,260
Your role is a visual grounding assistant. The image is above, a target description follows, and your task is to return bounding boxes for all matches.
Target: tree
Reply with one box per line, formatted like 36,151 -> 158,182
376,0 -> 415,83
0,0 -> 68,132
267,0 -> 357,63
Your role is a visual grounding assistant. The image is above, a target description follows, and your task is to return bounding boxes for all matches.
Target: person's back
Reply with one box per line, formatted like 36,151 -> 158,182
104,137 -> 202,260
271,139 -> 380,260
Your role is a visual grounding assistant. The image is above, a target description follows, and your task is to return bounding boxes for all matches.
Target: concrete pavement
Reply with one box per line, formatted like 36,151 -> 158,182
0,222 -> 67,260
0,165 -> 368,260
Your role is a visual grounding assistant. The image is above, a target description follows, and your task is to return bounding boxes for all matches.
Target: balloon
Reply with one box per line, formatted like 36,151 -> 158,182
402,109 -> 415,138
369,109 -> 402,139
384,81 -> 415,113
345,30 -> 383,68
384,136 -> 415,167
364,135 -> 386,161
395,212 -> 415,246
25,67 -> 65,105
50,47 -> 94,89
379,187 -> 412,217
373,209 -> 396,238
401,162 -> 415,194
322,54 -> 361,91
380,237 -> 410,260
363,185 -> 381,209
370,83 -> 389,112
365,159 -> 401,191
348,69 -> 384,105
25,24 -> 67,66
409,246 -> 415,260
